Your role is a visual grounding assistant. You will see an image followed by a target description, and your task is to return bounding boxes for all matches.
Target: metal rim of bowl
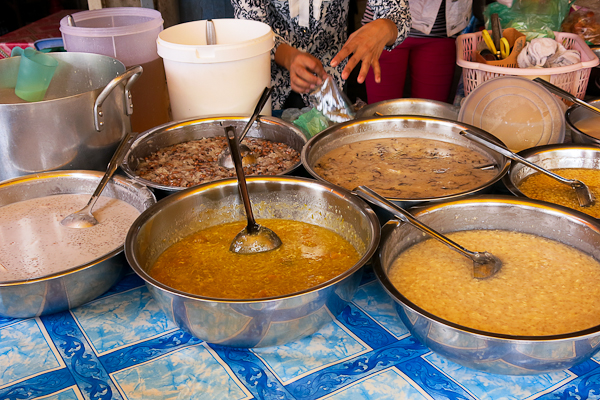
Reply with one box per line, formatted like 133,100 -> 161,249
373,194 -> 600,342
301,115 -> 511,203
0,170 -> 156,286
125,174 -> 381,303
502,143 -> 600,203
120,115 -> 308,192
565,102 -> 600,145
355,98 -> 460,119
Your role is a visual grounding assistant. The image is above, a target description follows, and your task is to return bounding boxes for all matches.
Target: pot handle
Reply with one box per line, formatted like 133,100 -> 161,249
93,65 -> 143,132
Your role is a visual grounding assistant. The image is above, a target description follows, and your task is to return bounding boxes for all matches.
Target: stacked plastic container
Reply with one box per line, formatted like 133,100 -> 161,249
60,8 -> 170,133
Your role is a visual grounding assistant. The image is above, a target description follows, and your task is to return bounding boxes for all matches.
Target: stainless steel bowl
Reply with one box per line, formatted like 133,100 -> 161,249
125,176 -> 380,347
565,99 -> 600,146
302,116 -> 510,209
355,98 -> 459,120
502,144 -> 600,215
375,195 -> 600,375
0,170 -> 156,318
121,116 -> 308,197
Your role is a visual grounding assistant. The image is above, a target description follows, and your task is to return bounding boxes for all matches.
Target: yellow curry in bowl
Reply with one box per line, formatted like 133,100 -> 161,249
149,218 -> 360,299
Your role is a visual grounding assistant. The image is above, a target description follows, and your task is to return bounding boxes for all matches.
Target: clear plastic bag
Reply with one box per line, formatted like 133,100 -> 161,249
561,4 -> 600,45
308,75 -> 355,123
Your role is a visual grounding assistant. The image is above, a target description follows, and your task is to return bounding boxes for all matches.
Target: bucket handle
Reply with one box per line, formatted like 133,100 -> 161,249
93,65 -> 143,132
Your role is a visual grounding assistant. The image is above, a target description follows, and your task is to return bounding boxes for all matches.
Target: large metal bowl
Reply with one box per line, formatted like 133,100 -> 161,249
0,170 -> 156,318
125,176 -> 380,347
502,144 -> 600,218
302,116 -> 510,209
121,116 -> 307,197
355,98 -> 459,120
375,195 -> 600,375
565,99 -> 600,146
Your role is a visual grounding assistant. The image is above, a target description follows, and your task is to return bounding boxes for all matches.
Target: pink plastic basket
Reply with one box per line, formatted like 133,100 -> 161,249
457,31 -> 599,99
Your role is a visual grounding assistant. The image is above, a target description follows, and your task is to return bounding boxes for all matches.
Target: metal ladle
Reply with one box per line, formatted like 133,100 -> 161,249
460,129 -> 595,207
60,130 -> 133,228
353,186 -> 502,279
224,125 -> 282,254
60,66 -> 143,228
217,86 -> 273,169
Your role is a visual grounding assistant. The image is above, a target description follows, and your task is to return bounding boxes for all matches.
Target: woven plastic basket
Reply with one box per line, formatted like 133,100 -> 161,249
457,31 -> 599,99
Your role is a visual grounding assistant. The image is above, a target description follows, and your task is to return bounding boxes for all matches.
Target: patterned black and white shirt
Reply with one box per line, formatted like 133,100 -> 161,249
231,0 -> 411,109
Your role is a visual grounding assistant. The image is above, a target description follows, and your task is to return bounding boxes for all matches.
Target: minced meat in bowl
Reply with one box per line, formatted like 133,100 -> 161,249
121,116 -> 307,191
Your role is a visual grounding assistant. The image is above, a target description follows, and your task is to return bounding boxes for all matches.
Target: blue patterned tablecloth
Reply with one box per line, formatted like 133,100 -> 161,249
2,265 -> 599,400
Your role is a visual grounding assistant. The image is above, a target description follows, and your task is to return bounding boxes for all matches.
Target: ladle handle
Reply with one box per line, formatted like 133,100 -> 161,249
224,125 -> 259,233
533,77 -> 600,117
238,86 -> 273,143
460,130 -> 577,186
206,19 -> 217,45
352,186 -> 480,260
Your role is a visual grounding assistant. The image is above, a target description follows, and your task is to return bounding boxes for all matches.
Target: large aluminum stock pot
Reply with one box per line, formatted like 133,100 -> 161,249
375,195 -> 600,375
302,116 -> 510,210
125,176 -> 380,348
0,53 -> 141,181
0,171 -> 156,318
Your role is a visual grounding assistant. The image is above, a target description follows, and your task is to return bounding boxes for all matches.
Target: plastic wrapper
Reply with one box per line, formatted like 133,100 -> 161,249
308,75 -> 355,123
485,0 -> 575,40
561,5 -> 600,45
293,108 -> 330,138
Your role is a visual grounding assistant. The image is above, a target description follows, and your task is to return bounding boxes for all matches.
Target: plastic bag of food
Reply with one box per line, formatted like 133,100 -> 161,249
485,0 -> 575,40
308,75 -> 355,123
561,5 -> 600,45
293,108 -> 330,138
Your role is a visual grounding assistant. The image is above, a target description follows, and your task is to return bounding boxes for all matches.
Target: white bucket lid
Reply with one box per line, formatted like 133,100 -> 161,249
157,19 -> 274,64
60,7 -> 163,37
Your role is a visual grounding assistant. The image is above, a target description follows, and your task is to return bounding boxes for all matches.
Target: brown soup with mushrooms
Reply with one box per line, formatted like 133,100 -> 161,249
149,219 -> 360,299
313,137 -> 496,198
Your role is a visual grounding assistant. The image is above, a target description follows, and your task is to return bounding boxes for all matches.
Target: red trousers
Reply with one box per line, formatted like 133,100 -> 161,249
365,36 -> 457,104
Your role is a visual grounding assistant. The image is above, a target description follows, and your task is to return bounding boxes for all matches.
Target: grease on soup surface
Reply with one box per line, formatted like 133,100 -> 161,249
149,219 -> 360,299
517,168 -> 600,218
389,230 -> 600,336
313,137 -> 497,198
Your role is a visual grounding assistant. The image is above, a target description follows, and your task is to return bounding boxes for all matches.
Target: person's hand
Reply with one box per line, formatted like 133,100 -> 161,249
330,19 -> 398,84
275,43 -> 327,93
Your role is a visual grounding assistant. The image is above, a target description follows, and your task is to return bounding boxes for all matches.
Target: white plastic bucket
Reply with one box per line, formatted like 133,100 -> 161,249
157,19 -> 274,121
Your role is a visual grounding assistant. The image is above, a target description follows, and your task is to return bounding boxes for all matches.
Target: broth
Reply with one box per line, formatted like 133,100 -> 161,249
0,194 -> 140,281
149,219 -> 360,299
574,115 -> 600,139
389,229 -> 600,336
517,168 -> 600,218
313,137 -> 496,198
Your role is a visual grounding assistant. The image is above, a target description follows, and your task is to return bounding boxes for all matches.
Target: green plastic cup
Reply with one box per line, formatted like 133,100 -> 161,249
11,46 -> 58,102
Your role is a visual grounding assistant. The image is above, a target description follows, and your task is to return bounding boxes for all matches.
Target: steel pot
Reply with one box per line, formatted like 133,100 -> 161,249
0,53 -> 141,181
125,176 -> 380,347
302,116 -> 509,210
0,170 -> 156,318
565,99 -> 600,146
375,195 -> 600,375
121,116 -> 307,198
355,98 -> 459,120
